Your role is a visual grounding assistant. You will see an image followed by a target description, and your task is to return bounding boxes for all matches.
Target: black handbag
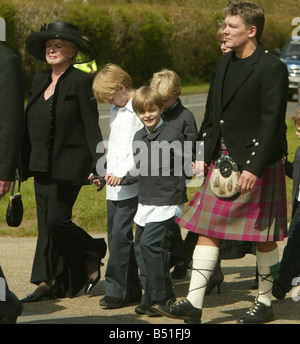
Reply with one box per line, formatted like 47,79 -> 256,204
6,179 -> 23,227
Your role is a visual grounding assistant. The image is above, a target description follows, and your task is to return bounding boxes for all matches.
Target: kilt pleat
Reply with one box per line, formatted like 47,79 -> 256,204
176,160 -> 287,242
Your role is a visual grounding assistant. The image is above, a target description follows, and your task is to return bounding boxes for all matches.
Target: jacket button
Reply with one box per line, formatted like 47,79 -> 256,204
251,152 -> 256,156
203,132 -> 207,137
255,142 -> 259,146
246,160 -> 250,164
220,120 -> 224,125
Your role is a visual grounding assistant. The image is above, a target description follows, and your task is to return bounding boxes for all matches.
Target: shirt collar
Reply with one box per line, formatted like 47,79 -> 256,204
112,97 -> 134,113
145,118 -> 163,134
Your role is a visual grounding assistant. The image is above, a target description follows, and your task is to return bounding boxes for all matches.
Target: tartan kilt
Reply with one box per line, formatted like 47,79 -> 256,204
176,159 -> 287,242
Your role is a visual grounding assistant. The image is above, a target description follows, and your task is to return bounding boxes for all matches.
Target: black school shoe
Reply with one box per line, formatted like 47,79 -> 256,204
151,298 -> 202,324
135,295 -> 176,317
237,300 -> 274,324
135,305 -> 161,317
99,295 -> 140,309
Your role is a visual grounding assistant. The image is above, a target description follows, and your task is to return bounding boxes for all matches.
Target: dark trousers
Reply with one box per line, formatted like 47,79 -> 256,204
31,176 -> 106,297
278,201 -> 300,292
105,197 -> 142,301
135,217 -> 175,306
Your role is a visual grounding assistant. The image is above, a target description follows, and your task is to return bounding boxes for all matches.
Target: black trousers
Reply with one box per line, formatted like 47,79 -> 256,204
105,197 -> 142,301
135,217 -> 175,306
278,201 -> 300,292
31,176 -> 106,297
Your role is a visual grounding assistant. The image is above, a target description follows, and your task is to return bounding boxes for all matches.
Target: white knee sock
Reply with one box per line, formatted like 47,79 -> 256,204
187,245 -> 219,309
256,247 -> 279,307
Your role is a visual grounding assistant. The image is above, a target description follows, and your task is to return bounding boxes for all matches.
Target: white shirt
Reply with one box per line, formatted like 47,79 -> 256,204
106,98 -> 143,201
134,204 -> 184,227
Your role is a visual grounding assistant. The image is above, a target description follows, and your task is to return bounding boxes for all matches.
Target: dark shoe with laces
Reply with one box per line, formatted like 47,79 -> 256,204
272,279 -> 286,300
237,300 -> 274,324
135,295 -> 176,317
151,298 -> 202,324
135,305 -> 161,317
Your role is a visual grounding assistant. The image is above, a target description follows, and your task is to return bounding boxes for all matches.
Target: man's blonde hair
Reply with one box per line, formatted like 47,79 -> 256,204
150,69 -> 181,99
92,63 -> 133,103
292,107 -> 300,127
132,86 -> 164,114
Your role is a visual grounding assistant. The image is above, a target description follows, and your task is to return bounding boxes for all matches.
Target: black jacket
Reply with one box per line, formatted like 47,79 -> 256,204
0,45 -> 24,181
122,122 -> 188,206
198,44 -> 288,178
21,65 -> 103,184
162,99 -> 198,142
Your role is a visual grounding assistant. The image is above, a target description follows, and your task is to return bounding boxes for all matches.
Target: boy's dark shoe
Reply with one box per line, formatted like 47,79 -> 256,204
272,279 -> 286,300
135,305 -> 161,317
100,295 -> 140,309
135,295 -> 176,317
151,298 -> 202,324
237,300 -> 274,324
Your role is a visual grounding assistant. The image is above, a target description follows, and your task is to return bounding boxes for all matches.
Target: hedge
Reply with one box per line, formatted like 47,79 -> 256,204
0,0 -> 297,95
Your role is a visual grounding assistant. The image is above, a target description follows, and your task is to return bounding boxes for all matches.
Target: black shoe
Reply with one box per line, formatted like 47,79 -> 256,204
237,300 -> 274,324
21,283 -> 59,303
84,260 -> 104,294
135,304 -> 162,317
151,298 -> 202,324
99,295 -> 129,309
272,279 -> 286,300
205,259 -> 224,295
171,261 -> 189,279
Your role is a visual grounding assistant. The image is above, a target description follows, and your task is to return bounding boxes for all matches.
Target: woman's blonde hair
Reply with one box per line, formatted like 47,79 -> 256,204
92,63 -> 133,103
132,86 -> 164,114
46,39 -> 78,64
150,69 -> 181,99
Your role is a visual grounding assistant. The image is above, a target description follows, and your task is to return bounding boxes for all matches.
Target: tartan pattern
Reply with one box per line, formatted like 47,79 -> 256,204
176,160 -> 287,242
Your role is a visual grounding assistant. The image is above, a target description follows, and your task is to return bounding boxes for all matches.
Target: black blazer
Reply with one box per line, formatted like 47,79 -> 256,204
0,45 -> 24,180
198,44 -> 289,178
122,122 -> 188,206
21,65 -> 103,184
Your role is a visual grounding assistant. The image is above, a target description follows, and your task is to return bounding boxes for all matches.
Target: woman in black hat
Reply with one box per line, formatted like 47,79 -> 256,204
21,22 -> 107,302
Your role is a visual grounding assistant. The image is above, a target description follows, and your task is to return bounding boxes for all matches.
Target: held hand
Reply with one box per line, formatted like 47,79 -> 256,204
0,180 -> 12,200
192,161 -> 208,178
88,173 -> 102,188
105,174 -> 121,187
237,170 -> 258,195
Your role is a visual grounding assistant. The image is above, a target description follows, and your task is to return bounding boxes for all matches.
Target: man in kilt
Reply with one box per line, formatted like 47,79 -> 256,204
152,1 -> 288,324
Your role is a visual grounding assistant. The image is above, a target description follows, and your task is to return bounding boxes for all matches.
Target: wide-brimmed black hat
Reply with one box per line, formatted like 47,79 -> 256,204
26,22 -> 97,64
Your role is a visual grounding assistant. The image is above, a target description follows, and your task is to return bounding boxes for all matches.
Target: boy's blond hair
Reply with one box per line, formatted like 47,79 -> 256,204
292,107 -> 300,127
92,63 -> 133,103
150,69 -> 181,100
132,86 -> 164,114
